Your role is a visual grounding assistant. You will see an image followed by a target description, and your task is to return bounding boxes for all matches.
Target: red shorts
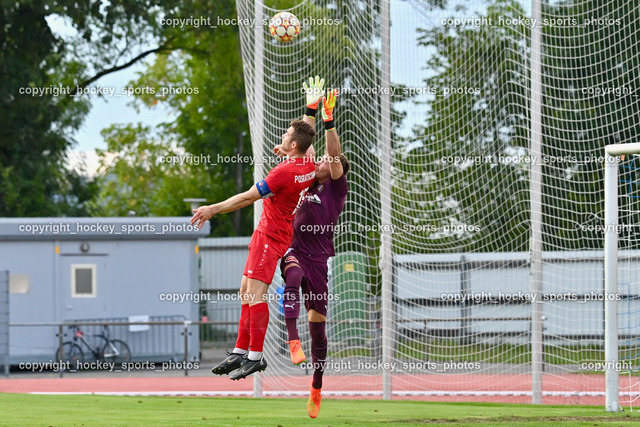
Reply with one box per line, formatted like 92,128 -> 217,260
243,230 -> 289,284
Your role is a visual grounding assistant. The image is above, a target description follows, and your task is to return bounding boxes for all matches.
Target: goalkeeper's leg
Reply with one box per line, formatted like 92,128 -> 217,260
304,260 -> 329,417
281,254 -> 306,364
307,309 -> 326,418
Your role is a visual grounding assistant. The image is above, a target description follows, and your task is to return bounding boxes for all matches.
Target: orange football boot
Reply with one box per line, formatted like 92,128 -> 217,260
307,382 -> 322,418
286,339 -> 306,365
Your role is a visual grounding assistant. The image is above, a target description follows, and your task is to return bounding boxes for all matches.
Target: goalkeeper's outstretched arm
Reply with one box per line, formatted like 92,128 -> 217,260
321,89 -> 344,180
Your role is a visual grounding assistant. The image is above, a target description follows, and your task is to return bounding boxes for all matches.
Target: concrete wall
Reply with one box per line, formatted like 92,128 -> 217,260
198,237 -> 251,291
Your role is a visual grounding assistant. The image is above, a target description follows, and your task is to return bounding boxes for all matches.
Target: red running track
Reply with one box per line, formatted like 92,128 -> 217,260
0,374 -> 636,405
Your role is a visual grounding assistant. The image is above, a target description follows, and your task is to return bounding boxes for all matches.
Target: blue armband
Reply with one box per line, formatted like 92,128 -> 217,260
256,180 -> 273,198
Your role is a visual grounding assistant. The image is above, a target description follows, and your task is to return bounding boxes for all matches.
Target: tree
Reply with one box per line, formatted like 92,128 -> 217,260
0,0 -> 170,216
91,0 -> 254,235
0,0 -> 232,217
403,0 -> 640,253
89,123 -> 212,217
394,0 -> 530,254
0,1 -> 91,216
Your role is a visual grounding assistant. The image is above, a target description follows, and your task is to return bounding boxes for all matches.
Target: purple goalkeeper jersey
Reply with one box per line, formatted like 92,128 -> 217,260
290,174 -> 348,260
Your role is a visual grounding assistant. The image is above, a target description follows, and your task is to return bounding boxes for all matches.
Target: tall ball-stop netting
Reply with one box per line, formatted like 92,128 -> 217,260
235,0 -> 640,404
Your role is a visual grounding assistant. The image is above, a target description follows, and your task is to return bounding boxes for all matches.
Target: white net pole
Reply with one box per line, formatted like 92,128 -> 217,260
251,0 -> 266,230
379,0 -> 394,401
251,0 -> 265,399
529,0 -> 544,405
604,146 -> 620,412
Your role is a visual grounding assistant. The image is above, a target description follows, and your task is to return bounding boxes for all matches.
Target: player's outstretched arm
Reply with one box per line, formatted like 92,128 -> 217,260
190,186 -> 261,229
322,89 -> 343,179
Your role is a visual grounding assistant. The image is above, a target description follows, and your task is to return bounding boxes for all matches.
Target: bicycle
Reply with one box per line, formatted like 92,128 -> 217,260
55,325 -> 131,366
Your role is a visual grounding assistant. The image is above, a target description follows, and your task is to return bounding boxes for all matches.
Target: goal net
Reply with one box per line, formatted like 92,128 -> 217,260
234,0 -> 640,404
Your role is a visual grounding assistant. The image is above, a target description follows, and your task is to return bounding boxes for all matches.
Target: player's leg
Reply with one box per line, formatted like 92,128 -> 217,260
229,230 -> 285,380
307,309 -> 326,418
281,253 -> 306,364
211,275 -> 250,375
236,275 -> 251,353
229,277 -> 270,380
247,277 -> 270,361
231,231 -> 303,380
304,260 -> 329,418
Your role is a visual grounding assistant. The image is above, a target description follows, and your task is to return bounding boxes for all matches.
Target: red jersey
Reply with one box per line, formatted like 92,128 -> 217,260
255,157 -> 315,244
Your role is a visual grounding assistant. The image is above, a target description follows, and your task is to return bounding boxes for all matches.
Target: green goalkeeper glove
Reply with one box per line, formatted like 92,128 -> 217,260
302,76 -> 325,118
321,89 -> 338,130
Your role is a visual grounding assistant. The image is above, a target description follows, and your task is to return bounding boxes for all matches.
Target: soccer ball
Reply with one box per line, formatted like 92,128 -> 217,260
269,12 -> 301,43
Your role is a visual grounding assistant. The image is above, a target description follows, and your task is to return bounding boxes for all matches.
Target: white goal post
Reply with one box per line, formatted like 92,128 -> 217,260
603,142 -> 640,412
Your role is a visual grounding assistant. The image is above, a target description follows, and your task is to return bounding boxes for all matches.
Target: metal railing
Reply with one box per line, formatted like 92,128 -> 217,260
9,320 -> 236,377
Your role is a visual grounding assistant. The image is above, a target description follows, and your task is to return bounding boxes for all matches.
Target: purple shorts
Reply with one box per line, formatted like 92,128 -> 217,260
280,249 -> 329,316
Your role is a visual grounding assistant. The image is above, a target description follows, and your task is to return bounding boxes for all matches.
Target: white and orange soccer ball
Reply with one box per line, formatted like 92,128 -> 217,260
269,12 -> 301,43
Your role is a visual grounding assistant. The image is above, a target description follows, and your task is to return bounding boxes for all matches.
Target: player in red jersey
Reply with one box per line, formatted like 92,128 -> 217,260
190,119 -> 316,380
274,77 -> 349,417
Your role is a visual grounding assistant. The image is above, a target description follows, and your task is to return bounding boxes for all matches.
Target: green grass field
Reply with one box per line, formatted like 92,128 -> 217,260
1,394 -> 639,426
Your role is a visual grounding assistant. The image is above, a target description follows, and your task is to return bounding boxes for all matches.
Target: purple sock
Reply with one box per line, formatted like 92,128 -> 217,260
286,318 -> 299,341
283,266 -> 303,341
309,321 -> 327,389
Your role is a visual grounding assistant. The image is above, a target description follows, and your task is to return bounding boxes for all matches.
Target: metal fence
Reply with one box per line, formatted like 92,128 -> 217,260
64,315 -> 189,362
8,318 -> 237,377
199,295 -> 240,347
0,271 -> 8,376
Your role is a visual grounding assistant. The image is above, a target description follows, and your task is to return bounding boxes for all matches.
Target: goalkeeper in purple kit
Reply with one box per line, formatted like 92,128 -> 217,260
274,76 -> 349,418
